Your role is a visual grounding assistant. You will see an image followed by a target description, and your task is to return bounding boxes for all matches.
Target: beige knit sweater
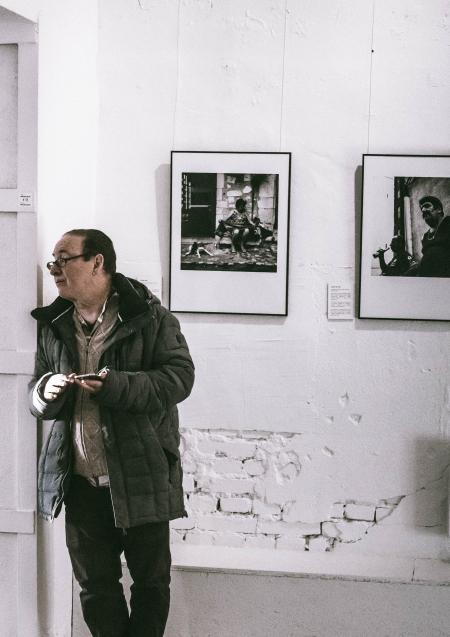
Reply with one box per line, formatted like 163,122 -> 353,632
71,294 -> 119,480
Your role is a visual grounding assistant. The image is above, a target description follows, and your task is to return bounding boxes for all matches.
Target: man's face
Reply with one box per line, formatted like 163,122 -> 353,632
236,200 -> 246,213
50,234 -> 94,301
421,201 -> 443,228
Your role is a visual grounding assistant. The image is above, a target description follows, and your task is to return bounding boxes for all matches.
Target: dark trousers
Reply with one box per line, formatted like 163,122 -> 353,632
65,475 -> 171,637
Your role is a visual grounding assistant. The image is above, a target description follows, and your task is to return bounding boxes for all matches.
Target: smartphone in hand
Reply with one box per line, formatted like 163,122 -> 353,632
73,373 -> 103,381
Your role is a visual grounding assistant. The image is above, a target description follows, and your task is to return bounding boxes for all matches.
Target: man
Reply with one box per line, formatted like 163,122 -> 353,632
416,195 -> 450,276
29,229 -> 194,637
373,235 -> 413,276
214,197 -> 254,253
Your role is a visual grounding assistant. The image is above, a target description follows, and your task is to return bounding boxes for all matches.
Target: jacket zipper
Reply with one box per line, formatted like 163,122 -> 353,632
88,334 -> 126,529
79,337 -> 91,463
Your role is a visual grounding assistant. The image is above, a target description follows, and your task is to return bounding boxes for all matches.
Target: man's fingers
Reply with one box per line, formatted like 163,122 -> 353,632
43,373 -> 77,401
45,373 -> 96,401
54,374 -> 75,388
52,380 -> 69,390
74,378 -> 103,393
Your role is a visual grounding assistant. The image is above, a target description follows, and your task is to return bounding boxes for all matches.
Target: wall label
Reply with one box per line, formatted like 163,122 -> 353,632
327,283 -> 353,320
18,192 -> 33,208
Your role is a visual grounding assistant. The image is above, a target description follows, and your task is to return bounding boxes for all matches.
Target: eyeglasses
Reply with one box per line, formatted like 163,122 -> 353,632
46,254 -> 88,271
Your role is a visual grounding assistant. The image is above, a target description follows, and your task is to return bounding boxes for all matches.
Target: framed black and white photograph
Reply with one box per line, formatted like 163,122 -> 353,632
170,151 -> 291,315
359,154 -> 450,320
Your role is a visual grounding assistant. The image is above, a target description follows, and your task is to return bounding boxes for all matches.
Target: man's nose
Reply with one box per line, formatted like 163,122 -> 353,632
49,263 -> 61,275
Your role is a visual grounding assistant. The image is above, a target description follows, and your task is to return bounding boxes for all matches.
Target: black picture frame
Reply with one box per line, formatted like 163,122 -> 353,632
169,151 -> 291,315
359,153 -> 450,321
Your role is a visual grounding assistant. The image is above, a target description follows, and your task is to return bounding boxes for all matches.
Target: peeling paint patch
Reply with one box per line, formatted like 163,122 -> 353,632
307,535 -> 333,552
381,495 -> 405,506
245,9 -> 268,32
322,519 -> 373,544
339,392 -> 349,407
174,428 -> 448,555
329,502 -> 345,519
221,62 -> 238,76
345,503 -> 375,521
375,507 -> 393,522
292,17 -> 307,38
279,462 -> 299,481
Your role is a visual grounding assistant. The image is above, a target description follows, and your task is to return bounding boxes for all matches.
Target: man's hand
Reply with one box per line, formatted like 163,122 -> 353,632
43,373 -> 75,402
73,369 -> 108,395
372,244 -> 388,258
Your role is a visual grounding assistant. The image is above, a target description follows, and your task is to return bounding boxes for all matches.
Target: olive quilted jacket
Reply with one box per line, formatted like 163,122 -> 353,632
29,274 -> 194,528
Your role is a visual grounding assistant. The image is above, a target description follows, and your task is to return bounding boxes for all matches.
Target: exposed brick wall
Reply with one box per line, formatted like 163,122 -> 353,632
171,428 -> 404,551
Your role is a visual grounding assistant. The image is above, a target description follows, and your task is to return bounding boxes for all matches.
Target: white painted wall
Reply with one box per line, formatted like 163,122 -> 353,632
2,2 -> 99,635
37,4 -> 99,634
94,0 -> 450,568
37,0 -> 99,304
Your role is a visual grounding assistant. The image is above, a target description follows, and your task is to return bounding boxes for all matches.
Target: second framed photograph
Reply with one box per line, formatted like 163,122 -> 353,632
170,151 -> 291,315
359,154 -> 450,320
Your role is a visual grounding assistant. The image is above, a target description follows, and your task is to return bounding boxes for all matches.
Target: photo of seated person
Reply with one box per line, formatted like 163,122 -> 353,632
214,198 -> 255,253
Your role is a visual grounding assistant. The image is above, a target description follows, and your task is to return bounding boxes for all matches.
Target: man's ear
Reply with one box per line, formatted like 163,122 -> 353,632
93,253 -> 105,272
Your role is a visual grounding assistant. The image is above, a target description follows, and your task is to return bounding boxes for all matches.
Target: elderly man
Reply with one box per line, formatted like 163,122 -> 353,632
29,229 -> 194,637
417,195 -> 450,276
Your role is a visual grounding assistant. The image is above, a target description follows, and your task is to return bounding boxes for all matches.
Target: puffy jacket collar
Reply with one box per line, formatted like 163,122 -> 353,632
31,273 -> 156,325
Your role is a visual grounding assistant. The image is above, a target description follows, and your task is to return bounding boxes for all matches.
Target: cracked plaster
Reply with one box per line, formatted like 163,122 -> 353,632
176,428 -> 449,557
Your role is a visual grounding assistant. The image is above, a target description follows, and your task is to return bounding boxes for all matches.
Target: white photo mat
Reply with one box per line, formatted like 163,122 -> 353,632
170,151 -> 291,315
359,154 -> 450,321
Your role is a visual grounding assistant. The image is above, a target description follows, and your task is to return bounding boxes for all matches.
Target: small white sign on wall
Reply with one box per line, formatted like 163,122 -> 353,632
327,283 -> 354,320
18,192 -> 33,208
